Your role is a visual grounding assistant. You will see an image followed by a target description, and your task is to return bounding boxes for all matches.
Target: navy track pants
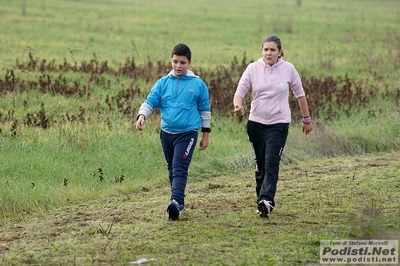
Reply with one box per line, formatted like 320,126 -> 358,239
160,130 -> 198,206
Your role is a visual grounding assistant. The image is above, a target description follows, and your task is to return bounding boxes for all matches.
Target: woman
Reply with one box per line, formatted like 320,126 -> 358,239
233,35 -> 313,218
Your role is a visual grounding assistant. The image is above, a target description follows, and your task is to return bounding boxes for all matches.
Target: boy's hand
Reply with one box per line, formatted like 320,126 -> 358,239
199,138 -> 208,150
136,115 -> 145,131
199,133 -> 209,150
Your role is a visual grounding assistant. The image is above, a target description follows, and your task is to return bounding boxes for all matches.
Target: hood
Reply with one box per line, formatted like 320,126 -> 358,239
168,69 -> 198,78
257,57 -> 285,68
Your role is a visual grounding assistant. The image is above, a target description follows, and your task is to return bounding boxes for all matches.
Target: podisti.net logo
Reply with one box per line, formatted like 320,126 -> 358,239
320,240 -> 398,264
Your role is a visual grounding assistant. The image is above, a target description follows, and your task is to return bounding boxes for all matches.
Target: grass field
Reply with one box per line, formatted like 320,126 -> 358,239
1,153 -> 399,265
0,0 -> 399,265
1,0 -> 399,77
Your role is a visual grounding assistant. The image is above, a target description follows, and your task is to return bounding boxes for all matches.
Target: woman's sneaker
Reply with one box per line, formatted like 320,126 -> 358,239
167,199 -> 185,220
257,200 -> 274,218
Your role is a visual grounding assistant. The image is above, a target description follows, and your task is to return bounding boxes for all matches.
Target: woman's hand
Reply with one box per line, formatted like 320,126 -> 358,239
234,105 -> 245,116
302,123 -> 313,135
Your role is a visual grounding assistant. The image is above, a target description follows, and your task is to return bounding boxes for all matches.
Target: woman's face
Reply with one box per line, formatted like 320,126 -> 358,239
261,42 -> 282,66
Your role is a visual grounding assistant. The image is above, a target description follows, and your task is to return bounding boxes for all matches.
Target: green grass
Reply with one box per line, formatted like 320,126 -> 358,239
1,153 -> 399,265
1,0 -> 399,78
0,0 -> 399,264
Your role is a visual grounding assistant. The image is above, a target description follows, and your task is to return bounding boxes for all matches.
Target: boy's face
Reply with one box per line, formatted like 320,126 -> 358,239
171,55 -> 191,77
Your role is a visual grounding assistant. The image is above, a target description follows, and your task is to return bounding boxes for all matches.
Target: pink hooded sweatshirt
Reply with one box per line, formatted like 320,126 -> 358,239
235,57 -> 305,125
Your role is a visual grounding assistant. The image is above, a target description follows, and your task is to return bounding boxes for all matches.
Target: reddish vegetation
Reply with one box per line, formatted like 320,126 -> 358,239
0,53 -> 399,133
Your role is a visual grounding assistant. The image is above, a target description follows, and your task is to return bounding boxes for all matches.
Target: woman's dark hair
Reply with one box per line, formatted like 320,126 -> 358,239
171,43 -> 191,61
262,35 -> 284,58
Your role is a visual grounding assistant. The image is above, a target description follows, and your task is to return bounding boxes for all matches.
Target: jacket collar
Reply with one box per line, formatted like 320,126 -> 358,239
168,69 -> 198,78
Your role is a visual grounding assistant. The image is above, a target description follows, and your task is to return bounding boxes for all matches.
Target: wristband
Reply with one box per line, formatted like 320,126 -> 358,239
303,116 -> 310,119
302,120 -> 311,125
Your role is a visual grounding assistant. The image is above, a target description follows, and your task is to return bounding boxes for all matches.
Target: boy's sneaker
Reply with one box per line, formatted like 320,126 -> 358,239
167,199 -> 185,221
257,200 -> 274,218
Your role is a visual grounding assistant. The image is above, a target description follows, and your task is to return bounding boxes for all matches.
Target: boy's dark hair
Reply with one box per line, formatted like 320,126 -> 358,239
171,43 -> 191,61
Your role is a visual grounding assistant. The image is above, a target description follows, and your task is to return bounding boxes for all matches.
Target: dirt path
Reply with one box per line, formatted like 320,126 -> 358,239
1,152 -> 399,265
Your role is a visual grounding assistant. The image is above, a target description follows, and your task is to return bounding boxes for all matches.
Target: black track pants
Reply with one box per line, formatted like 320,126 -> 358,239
247,121 -> 289,207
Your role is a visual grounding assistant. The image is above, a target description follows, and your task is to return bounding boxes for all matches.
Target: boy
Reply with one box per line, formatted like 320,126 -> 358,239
136,43 -> 211,220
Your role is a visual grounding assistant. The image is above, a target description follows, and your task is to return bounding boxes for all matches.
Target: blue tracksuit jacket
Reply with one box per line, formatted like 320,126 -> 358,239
139,70 -> 211,133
